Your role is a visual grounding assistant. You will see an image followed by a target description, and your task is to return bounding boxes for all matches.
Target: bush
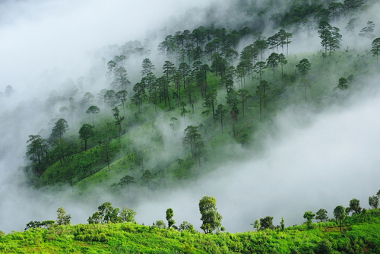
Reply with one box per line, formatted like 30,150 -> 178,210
315,240 -> 332,254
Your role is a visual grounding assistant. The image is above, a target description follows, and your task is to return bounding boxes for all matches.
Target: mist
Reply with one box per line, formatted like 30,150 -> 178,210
1,0 -> 380,234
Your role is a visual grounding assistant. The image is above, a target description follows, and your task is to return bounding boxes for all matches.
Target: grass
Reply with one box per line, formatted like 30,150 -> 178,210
1,210 -> 380,253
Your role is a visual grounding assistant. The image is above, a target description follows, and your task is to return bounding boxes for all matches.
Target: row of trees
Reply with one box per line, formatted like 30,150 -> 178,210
25,189 -> 380,236
251,191 -> 380,232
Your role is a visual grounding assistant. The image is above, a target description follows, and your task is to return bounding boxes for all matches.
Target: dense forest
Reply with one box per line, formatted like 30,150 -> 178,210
1,0 -> 380,252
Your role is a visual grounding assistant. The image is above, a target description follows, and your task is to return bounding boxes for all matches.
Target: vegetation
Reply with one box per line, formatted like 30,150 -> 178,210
1,193 -> 380,253
3,0 -> 380,251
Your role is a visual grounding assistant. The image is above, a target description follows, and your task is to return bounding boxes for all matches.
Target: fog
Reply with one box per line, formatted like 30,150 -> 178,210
1,0 -> 380,234
132,81 -> 380,231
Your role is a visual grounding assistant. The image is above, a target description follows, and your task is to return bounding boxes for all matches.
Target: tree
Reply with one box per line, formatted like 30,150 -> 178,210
79,124 -> 94,151
166,208 -> 175,229
203,88 -> 217,118
99,136 -> 112,172
371,37 -> 380,63
256,80 -> 270,122
82,92 -> 94,108
112,107 -> 125,142
179,62 -> 191,90
180,101 -> 191,119
49,118 -> 69,164
226,89 -> 240,136
155,220 -> 166,229
163,60 -> 175,109
172,71 -> 182,105
237,89 -> 251,118
260,216 -> 273,230
115,90 -> 128,116
56,207 -> 71,225
199,196 -> 222,234
346,18 -> 357,34
344,0 -> 364,12
328,27 -> 342,57
333,205 -> 346,232
348,198 -> 361,214
132,82 -> 146,113
210,53 -> 227,77
296,59 -> 311,100
328,2 -> 344,20
118,174 -> 135,186
236,59 -> 251,88
179,221 -> 194,232
251,219 -> 260,231
194,139 -> 205,166
280,217 -> 285,230
336,77 -> 348,90
318,20 -> 332,58
104,90 -> 117,110
278,53 -> 288,78
114,66 -> 130,90
214,104 -> 228,134
120,207 -> 136,222
267,34 -> 279,52
169,117 -> 178,130
140,170 -> 154,188
254,37 -> 268,61
266,52 -> 279,77
50,118 -> 69,141
86,106 -> 100,127
303,211 -> 315,229
96,202 -> 121,224
253,61 -> 266,80
26,135 -> 49,174
369,195 -> 379,209
183,125 -> 203,156
141,58 -> 155,76
316,209 -> 328,222
4,85 -> 14,97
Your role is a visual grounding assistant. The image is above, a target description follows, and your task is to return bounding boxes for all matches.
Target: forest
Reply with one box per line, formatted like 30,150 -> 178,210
1,0 -> 380,252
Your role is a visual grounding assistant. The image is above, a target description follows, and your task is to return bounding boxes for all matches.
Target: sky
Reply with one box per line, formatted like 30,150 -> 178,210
0,0 -> 380,233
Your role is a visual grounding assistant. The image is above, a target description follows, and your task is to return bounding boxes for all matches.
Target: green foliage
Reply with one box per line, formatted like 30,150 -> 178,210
348,198 -> 362,214
56,207 -> 71,225
334,205 -> 347,232
79,124 -> 94,151
303,211 -> 315,229
199,196 -> 222,234
4,209 -> 380,253
369,195 -> 379,209
119,207 -> 136,223
166,208 -> 175,229
316,209 -> 328,222
260,216 -> 273,230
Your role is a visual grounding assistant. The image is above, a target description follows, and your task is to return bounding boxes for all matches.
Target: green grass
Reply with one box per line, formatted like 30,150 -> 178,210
2,210 -> 380,253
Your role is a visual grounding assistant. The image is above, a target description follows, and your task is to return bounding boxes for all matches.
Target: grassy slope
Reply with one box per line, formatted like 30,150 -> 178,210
1,209 -> 380,253
55,49 -> 376,194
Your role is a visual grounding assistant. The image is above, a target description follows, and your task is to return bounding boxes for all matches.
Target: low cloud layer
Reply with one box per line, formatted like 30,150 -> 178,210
133,83 -> 380,232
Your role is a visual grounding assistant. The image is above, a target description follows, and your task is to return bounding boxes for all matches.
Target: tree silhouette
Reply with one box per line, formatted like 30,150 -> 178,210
86,106 -> 100,127
214,104 -> 228,134
79,124 -> 94,151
